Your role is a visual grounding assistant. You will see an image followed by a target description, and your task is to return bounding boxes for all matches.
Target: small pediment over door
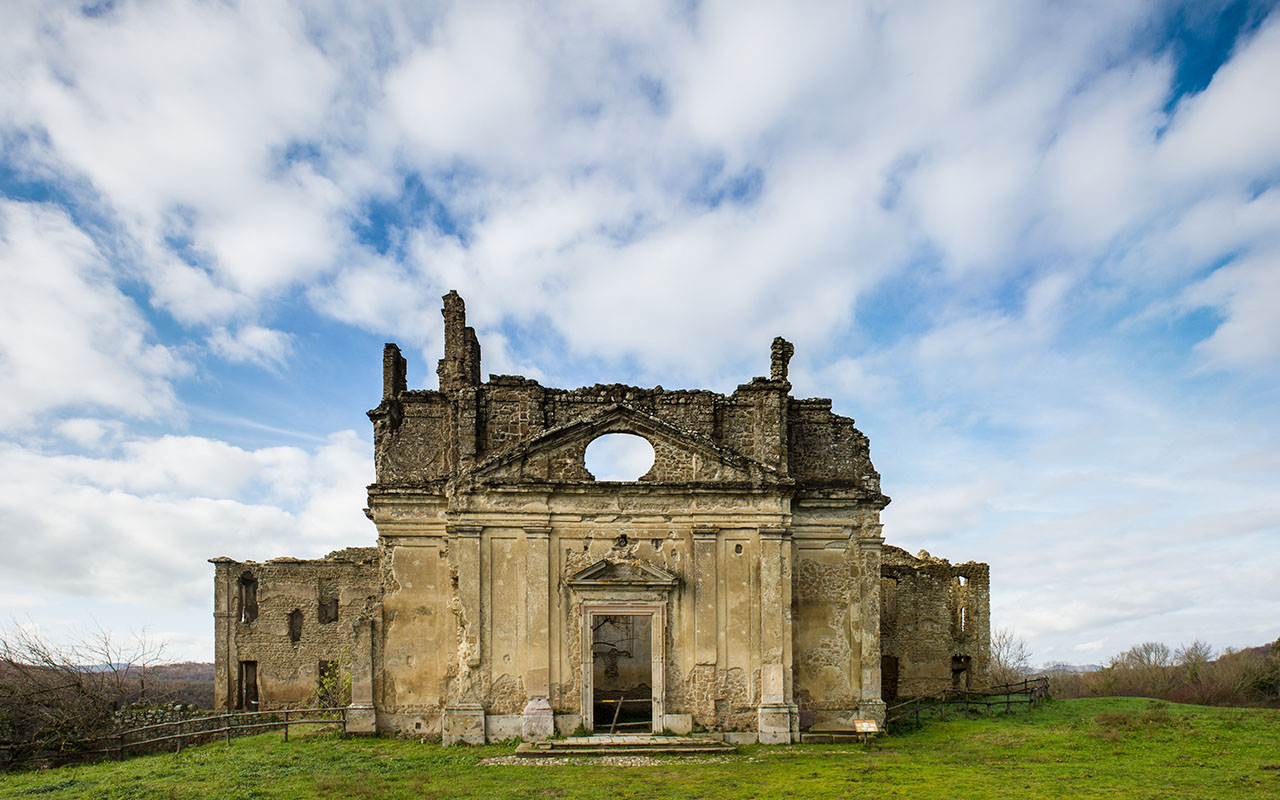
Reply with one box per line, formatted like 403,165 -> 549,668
566,559 -> 678,592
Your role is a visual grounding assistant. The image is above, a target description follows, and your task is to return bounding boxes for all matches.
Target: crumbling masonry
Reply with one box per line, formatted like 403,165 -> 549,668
212,292 -> 989,742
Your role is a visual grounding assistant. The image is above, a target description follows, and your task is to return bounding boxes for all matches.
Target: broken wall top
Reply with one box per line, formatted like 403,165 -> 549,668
368,292 -> 885,501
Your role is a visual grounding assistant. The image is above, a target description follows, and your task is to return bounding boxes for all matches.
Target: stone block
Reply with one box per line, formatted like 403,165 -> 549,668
757,703 -> 798,745
442,703 -> 486,745
521,698 -> 555,741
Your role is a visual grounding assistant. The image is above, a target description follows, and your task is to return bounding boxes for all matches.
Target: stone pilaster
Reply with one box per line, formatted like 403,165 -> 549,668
346,610 -> 377,734
522,526 -> 554,741
757,526 -> 797,743
856,532 -> 887,724
692,527 -> 718,666
444,524 -> 485,744
691,526 -> 719,726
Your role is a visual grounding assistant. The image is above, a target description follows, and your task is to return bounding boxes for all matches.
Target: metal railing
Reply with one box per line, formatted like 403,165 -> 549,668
885,676 -> 1049,729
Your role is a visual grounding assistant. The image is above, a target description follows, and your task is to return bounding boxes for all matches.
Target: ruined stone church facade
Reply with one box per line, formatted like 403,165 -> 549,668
212,293 -> 989,743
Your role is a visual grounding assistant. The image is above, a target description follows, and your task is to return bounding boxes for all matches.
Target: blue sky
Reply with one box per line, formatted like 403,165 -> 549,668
1,0 -> 1278,667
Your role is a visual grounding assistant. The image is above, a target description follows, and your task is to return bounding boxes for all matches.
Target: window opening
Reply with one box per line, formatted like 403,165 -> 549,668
238,572 -> 258,623
959,606 -> 967,633
318,598 -> 338,624
957,575 -> 968,586
288,609 -> 303,643
584,433 -> 655,481
592,614 -> 652,733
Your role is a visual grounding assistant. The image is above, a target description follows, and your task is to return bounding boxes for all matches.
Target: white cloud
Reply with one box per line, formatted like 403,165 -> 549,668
1183,248 -> 1280,369
0,201 -> 183,429
7,0 -> 352,322
208,325 -> 293,369
1159,15 -> 1280,185
0,430 -> 373,613
384,5 -> 550,169
54,418 -> 125,449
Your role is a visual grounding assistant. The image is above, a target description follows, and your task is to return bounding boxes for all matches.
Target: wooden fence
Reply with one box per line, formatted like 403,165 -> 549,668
53,707 -> 350,763
885,677 -> 1049,729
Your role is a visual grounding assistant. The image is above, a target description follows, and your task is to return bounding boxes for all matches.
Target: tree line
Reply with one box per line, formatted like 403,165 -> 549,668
992,627 -> 1280,707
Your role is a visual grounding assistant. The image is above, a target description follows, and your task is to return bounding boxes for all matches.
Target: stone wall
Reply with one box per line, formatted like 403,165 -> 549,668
368,354 -> 882,495
210,548 -> 379,711
879,545 -> 990,701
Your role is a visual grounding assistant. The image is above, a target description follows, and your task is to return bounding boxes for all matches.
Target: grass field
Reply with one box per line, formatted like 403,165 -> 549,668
2,698 -> 1278,799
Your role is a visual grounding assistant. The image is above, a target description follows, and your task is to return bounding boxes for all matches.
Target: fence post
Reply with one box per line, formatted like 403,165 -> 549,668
176,719 -> 182,754
226,713 -> 232,745
283,710 -> 289,743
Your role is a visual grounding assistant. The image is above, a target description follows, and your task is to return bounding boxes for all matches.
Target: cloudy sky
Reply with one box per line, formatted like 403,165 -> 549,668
1,0 -> 1278,667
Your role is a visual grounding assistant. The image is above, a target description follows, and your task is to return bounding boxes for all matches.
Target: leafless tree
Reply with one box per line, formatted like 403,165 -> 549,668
0,622 -> 166,767
989,627 -> 1033,687
1175,640 -> 1214,673
1113,641 -> 1173,669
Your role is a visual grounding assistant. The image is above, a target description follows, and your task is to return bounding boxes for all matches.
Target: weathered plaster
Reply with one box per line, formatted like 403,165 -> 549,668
212,292 -> 989,742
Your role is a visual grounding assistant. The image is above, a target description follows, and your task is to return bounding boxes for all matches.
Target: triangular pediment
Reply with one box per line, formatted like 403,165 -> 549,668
566,558 -> 678,589
465,403 -> 779,485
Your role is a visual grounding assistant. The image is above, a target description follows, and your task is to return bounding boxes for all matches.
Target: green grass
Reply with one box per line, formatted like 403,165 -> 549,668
3,698 -> 1279,799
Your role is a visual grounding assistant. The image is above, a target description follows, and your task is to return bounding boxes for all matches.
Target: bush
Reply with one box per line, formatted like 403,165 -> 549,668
1048,637 -> 1280,708
1,624 -> 166,768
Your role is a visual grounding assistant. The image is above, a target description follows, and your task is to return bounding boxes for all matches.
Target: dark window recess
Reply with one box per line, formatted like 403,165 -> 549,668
318,598 -> 339,624
238,572 -> 258,623
288,609 -> 303,643
881,655 -> 899,704
951,655 -> 972,690
880,577 -> 898,626
238,661 -> 258,710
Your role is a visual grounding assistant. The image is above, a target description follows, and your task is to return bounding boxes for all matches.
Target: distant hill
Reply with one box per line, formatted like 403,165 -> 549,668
1039,663 -> 1101,674
146,662 -> 214,708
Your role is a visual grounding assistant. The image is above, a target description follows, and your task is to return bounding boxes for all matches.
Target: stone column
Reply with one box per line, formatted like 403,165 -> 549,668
522,526 -> 554,740
209,560 -> 236,710
757,526 -> 797,743
855,532 -> 887,724
691,526 -> 718,727
346,610 -> 377,734
443,524 -> 485,744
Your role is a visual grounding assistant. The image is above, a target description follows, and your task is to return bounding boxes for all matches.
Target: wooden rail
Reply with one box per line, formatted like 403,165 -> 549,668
79,707 -> 350,760
596,697 -> 652,733
885,677 -> 1049,729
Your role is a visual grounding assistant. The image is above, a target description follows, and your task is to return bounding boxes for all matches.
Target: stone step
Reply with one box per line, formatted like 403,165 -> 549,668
515,735 -> 736,758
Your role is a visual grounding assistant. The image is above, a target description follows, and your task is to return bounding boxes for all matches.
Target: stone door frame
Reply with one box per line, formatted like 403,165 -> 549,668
580,601 -> 667,733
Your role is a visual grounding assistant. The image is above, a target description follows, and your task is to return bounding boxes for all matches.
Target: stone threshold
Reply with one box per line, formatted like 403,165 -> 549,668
516,735 -> 737,758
